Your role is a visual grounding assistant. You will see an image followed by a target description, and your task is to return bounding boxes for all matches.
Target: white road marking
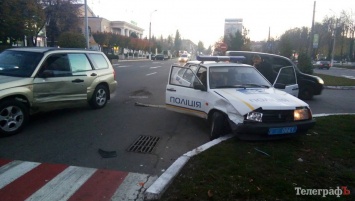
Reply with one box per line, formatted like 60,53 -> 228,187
116,65 -> 130,68
111,172 -> 156,201
25,166 -> 96,201
146,72 -> 157,76
342,75 -> 355,79
150,66 -> 162,69
0,161 -> 41,189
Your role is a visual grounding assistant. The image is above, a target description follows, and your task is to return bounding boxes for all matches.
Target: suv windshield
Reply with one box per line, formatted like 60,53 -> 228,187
0,50 -> 43,77
209,66 -> 271,89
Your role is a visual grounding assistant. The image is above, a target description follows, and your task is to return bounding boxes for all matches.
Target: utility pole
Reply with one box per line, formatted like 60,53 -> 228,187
84,0 -> 89,49
309,1 -> 316,59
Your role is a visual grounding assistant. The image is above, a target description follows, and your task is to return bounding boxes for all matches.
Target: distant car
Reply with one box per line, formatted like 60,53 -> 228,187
314,60 -> 331,70
166,55 -> 315,140
146,54 -> 156,60
178,54 -> 189,63
0,47 -> 117,136
155,54 -> 164,60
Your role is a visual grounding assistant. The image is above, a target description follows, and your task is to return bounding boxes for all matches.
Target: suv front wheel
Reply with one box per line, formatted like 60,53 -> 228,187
0,99 -> 29,137
90,84 -> 109,109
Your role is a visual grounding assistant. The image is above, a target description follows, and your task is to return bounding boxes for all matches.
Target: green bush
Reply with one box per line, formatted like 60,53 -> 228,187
297,52 -> 313,74
58,32 -> 86,48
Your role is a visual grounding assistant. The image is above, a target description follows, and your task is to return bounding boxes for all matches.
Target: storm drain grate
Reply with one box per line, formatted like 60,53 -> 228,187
127,135 -> 160,154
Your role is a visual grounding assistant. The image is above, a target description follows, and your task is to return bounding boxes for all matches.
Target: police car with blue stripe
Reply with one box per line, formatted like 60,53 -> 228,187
166,56 -> 315,140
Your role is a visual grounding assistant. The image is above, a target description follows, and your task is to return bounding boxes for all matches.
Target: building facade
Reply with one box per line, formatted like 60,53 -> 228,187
224,18 -> 243,37
77,4 -> 144,39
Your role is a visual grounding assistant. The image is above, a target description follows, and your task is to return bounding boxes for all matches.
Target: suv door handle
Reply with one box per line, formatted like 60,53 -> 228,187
90,73 -> 97,76
72,79 -> 84,83
167,88 -> 176,92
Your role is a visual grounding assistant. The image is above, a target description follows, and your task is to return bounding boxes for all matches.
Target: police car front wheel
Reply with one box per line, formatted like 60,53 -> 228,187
210,112 -> 227,140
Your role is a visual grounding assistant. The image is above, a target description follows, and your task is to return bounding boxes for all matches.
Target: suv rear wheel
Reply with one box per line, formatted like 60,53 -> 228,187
0,99 -> 29,137
90,85 -> 109,109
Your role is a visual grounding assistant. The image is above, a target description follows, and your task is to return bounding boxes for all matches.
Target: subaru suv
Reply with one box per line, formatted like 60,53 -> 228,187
0,47 -> 117,136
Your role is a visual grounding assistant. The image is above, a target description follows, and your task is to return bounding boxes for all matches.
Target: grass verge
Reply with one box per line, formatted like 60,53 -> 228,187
314,73 -> 355,86
160,115 -> 355,201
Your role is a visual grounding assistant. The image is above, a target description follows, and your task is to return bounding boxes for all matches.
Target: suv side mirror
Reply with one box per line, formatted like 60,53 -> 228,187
193,83 -> 207,91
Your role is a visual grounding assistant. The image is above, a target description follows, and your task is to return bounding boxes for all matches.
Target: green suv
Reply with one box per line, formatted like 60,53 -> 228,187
0,47 -> 117,136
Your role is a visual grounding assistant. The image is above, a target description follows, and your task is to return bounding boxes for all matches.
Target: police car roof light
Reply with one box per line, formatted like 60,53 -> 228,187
196,55 -> 245,63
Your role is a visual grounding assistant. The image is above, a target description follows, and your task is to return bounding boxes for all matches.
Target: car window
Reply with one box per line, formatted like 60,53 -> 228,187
68,53 -> 92,72
209,66 -> 271,89
275,66 -> 297,86
39,54 -> 72,77
169,66 -> 197,87
273,57 -> 293,72
0,50 -> 43,77
87,53 -> 109,69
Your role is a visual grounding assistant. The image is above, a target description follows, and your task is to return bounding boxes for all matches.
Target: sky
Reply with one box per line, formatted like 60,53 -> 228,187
84,0 -> 354,47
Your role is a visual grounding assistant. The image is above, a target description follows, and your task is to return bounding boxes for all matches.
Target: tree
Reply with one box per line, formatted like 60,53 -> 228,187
174,30 -> 182,52
42,0 -> 80,47
58,32 -> 85,48
197,41 -> 205,54
297,52 -> 313,74
223,28 -> 251,51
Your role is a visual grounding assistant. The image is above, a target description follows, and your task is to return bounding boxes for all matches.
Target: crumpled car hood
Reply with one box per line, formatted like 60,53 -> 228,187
213,88 -> 309,115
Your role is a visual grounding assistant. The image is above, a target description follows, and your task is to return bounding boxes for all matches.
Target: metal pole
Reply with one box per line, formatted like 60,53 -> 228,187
84,0 -> 89,49
149,21 -> 151,60
309,1 -> 316,59
331,19 -> 338,67
149,10 -> 157,60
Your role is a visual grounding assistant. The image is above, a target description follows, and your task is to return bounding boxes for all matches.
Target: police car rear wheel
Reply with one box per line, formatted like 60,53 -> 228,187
210,112 -> 225,140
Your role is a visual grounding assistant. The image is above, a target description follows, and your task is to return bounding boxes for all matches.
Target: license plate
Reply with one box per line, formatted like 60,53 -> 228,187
268,126 -> 297,135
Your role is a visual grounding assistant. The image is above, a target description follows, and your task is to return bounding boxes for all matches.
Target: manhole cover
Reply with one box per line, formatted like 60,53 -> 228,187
127,135 -> 160,154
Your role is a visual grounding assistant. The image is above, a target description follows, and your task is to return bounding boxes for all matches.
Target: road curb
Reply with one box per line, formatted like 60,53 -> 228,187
144,134 -> 234,200
324,86 -> 355,90
144,113 -> 355,200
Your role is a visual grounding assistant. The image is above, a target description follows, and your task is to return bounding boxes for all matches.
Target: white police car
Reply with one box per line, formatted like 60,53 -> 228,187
165,56 -> 315,140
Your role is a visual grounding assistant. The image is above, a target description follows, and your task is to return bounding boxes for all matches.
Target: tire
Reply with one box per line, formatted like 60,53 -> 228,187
89,85 -> 109,109
0,99 -> 29,137
299,86 -> 314,100
210,112 -> 226,140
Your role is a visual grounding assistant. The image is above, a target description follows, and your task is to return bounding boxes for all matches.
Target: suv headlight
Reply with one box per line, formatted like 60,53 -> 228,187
294,108 -> 311,121
246,112 -> 263,122
317,77 -> 324,85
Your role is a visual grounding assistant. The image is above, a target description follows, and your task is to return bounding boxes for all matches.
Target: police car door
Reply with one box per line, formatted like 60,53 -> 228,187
166,65 -> 208,119
274,66 -> 299,97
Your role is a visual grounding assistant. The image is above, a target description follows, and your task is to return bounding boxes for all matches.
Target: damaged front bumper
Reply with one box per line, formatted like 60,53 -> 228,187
228,119 -> 316,140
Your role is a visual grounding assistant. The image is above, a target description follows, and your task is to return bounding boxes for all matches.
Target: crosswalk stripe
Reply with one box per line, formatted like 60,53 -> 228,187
0,161 -> 41,189
67,169 -> 128,201
0,163 -> 68,201
0,160 -> 158,201
25,166 -> 96,201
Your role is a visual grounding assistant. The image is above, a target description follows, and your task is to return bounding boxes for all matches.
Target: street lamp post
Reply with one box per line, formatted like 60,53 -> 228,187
84,0 -> 89,49
149,10 -> 157,60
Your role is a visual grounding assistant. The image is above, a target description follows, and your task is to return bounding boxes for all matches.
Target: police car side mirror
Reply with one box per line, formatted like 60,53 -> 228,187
193,83 -> 207,91
274,83 -> 286,89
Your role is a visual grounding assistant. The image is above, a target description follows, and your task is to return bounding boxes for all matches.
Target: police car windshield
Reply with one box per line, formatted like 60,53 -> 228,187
209,66 -> 271,89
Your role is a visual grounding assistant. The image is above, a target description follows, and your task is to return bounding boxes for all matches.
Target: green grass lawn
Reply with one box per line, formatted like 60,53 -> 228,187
160,115 -> 355,201
315,73 -> 355,86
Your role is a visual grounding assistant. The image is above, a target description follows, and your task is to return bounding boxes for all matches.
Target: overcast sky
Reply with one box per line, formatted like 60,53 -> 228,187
84,0 -> 353,47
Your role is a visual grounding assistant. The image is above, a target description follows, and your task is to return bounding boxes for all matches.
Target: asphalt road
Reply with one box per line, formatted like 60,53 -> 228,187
0,59 -> 354,177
